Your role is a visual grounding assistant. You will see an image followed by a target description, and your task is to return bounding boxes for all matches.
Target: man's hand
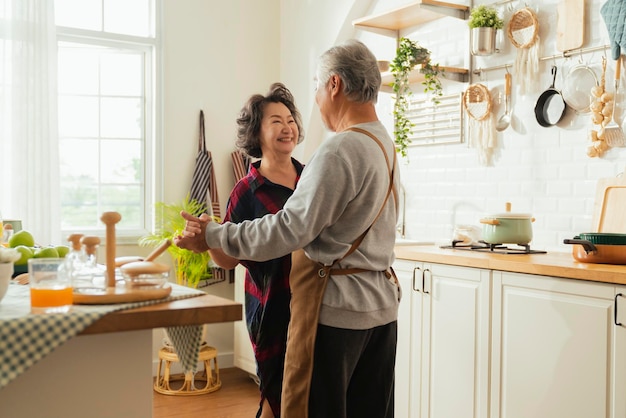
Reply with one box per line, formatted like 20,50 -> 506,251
173,211 -> 212,253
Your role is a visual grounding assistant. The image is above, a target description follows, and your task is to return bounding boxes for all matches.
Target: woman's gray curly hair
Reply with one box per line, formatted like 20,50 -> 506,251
236,82 -> 304,158
316,39 -> 381,104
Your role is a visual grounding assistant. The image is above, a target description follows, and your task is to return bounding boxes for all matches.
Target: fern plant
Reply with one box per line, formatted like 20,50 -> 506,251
390,37 -> 443,157
140,195 -> 218,288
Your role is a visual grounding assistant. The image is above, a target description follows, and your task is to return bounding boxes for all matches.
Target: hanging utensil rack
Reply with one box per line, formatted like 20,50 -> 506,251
472,44 -> 610,76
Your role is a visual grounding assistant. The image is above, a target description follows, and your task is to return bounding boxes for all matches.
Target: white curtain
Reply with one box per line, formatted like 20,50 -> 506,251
0,0 -> 60,245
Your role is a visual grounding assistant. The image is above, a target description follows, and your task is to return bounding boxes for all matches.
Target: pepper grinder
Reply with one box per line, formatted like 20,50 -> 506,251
100,212 -> 121,288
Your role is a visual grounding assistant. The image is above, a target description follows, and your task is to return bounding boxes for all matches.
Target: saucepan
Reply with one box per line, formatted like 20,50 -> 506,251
534,65 -> 566,127
563,233 -> 626,264
479,202 -> 535,245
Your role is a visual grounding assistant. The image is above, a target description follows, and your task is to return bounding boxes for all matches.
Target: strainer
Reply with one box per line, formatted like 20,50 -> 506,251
562,62 -> 599,114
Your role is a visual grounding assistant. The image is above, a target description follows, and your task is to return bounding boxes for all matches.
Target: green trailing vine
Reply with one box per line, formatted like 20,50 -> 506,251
390,37 -> 443,157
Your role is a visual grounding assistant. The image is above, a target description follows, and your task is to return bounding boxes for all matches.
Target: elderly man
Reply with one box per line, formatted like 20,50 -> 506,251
175,39 -> 400,418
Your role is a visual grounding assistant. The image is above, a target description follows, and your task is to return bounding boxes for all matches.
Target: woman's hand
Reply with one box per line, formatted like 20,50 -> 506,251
173,210 -> 211,253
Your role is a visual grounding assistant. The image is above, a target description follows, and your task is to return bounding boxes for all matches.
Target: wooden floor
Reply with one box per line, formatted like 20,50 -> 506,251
153,367 -> 261,418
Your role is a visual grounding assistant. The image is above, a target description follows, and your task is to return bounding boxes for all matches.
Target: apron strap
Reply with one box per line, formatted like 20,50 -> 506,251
328,127 -> 397,270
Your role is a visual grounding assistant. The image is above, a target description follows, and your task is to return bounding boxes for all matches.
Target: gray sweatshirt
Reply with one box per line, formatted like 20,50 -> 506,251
205,121 -> 400,329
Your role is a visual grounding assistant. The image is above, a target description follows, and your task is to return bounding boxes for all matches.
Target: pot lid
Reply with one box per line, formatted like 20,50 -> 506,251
576,232 -> 626,245
487,213 -> 533,219
486,202 -> 532,219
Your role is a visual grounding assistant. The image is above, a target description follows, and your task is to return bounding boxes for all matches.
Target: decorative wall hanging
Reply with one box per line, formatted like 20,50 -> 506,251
507,7 -> 540,95
463,83 -> 496,165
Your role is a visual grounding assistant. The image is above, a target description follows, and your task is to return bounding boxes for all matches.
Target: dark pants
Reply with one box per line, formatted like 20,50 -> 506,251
308,321 -> 397,418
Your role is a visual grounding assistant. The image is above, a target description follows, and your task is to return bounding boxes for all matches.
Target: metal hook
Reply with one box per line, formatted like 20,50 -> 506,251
505,64 -> 510,74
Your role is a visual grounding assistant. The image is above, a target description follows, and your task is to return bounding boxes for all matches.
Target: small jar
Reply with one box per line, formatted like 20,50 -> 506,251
121,261 -> 169,289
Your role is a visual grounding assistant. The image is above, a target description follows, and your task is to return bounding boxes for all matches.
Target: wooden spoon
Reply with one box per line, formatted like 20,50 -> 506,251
115,239 -> 171,267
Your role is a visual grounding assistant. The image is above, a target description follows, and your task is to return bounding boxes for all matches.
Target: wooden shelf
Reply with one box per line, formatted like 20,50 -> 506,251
352,0 -> 469,35
380,66 -> 469,93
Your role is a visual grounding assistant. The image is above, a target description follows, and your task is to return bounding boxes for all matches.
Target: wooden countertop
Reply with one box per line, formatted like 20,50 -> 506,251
80,293 -> 242,335
394,245 -> 626,286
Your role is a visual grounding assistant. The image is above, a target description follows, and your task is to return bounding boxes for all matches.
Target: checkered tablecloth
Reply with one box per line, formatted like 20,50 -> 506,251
0,283 -> 205,389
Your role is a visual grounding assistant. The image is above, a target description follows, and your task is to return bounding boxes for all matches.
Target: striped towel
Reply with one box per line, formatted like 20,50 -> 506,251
231,150 -> 251,182
189,110 -> 220,216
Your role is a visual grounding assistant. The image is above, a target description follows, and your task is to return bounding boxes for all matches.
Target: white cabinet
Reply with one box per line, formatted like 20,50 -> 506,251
233,265 -> 257,377
395,259 -> 626,418
491,271 -> 626,418
393,260 -> 491,418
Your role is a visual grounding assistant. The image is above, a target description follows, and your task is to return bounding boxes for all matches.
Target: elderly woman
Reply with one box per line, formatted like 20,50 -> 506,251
207,82 -> 304,418
176,40 -> 400,418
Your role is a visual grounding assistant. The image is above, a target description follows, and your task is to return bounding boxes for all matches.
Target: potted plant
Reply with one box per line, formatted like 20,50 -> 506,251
390,37 -> 444,157
139,195 -> 217,288
469,4 -> 504,56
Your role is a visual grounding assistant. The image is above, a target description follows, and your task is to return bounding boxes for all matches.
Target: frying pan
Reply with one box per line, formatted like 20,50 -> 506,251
535,66 -> 566,127
563,233 -> 626,264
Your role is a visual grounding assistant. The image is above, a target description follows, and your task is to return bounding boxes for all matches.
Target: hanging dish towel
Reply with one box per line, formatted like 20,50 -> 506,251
189,110 -> 221,218
188,110 -> 229,286
601,0 -> 626,60
231,150 -> 251,182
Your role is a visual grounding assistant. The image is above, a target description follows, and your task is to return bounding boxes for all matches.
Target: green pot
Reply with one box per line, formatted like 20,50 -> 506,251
480,212 -> 535,245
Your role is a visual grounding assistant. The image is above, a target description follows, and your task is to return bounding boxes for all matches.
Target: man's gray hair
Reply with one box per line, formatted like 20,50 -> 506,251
317,39 -> 381,104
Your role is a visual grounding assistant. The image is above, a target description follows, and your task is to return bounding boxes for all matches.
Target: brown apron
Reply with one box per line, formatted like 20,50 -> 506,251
281,127 -> 397,418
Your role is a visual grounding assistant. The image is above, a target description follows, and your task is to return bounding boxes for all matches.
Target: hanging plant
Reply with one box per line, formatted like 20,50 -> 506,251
468,4 -> 504,29
390,37 -> 444,157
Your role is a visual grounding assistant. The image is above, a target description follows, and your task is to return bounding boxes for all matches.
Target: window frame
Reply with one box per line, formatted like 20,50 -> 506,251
55,6 -> 162,244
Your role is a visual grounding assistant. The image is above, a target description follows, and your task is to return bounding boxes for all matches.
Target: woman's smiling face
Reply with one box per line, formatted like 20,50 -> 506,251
259,101 -> 298,156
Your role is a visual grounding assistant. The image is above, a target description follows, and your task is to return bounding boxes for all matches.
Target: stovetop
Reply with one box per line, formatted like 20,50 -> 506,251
440,240 -> 547,255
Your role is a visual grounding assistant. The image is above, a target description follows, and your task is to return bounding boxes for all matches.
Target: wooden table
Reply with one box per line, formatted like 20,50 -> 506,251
0,292 -> 242,418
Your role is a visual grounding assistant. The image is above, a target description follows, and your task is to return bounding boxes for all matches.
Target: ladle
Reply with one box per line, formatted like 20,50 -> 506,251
496,72 -> 512,132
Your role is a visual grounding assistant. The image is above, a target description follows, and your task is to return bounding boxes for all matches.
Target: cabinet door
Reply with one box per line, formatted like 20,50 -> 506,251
393,259 -> 422,418
420,263 -> 490,418
233,265 -> 257,377
613,286 -> 626,418
491,271 -> 616,418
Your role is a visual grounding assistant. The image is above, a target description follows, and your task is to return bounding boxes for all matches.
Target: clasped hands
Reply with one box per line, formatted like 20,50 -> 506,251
173,210 -> 212,253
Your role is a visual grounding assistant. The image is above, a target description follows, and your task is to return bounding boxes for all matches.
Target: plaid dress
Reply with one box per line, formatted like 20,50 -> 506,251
223,158 -> 304,417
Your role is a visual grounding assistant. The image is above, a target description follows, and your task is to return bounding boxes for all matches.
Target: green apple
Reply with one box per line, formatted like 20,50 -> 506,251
8,230 -> 35,248
55,245 -> 70,258
34,246 -> 60,258
13,245 -> 34,265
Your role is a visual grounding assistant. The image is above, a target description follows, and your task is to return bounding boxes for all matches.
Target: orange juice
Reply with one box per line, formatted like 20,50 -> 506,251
30,286 -> 73,308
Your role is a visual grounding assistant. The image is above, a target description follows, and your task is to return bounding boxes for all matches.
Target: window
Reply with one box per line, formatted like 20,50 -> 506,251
55,0 -> 159,238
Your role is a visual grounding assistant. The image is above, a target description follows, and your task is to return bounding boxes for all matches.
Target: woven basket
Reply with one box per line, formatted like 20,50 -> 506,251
463,84 -> 492,121
507,7 -> 539,49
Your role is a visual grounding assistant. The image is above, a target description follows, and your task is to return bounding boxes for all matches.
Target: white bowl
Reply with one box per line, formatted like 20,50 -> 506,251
0,263 -> 14,303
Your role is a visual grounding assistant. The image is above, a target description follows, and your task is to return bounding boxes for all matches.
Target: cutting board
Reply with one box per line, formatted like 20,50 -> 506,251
73,283 -> 172,305
592,168 -> 626,233
557,0 -> 585,52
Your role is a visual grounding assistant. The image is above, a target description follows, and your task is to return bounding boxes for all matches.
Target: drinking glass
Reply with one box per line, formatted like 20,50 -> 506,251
28,258 -> 73,313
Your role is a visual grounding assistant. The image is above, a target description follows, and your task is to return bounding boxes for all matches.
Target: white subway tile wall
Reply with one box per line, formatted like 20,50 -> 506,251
372,0 -> 626,252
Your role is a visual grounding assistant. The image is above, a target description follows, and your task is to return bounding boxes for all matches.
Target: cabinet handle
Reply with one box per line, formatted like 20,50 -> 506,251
615,293 -> 623,326
422,268 -> 430,294
412,266 -> 421,292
